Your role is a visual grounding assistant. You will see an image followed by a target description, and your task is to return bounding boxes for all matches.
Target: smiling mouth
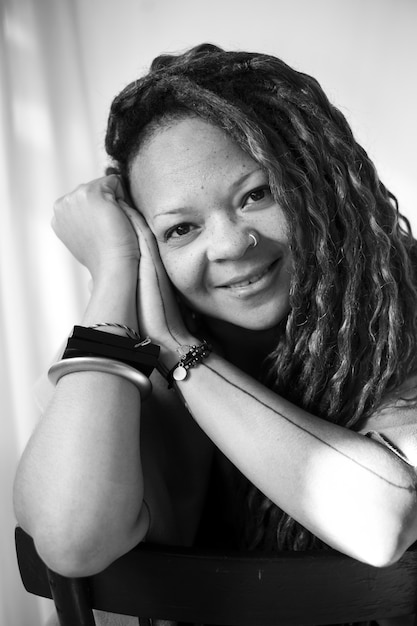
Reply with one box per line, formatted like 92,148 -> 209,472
219,260 -> 279,289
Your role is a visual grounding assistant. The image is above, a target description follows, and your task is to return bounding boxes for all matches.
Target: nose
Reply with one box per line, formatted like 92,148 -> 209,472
206,214 -> 252,262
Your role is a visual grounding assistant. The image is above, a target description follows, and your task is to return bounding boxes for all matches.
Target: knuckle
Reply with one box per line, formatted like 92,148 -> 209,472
53,196 -> 66,214
75,182 -> 90,198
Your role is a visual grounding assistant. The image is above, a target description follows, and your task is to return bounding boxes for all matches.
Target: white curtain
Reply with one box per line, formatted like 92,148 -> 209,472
1,1 -> 96,623
1,1 -> 415,624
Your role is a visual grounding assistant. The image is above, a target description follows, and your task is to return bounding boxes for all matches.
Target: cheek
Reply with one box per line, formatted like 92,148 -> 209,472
159,249 -> 203,296
263,209 -> 290,240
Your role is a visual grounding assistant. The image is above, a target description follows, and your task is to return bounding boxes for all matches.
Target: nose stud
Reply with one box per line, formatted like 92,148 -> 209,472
248,232 -> 258,248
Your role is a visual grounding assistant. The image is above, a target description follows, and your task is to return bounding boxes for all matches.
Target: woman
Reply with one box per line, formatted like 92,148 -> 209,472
14,43 -> 417,624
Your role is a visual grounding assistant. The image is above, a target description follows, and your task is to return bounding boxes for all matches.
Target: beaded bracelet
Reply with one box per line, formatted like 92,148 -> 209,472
167,341 -> 211,388
48,356 -> 152,399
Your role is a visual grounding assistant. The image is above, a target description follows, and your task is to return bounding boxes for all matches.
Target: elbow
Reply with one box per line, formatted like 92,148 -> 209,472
369,535 -> 416,569
32,516 -> 147,577
14,481 -> 149,577
360,546 -> 403,569
343,539 -> 404,569
14,499 -> 119,576
33,528 -> 121,577
354,516 -> 417,569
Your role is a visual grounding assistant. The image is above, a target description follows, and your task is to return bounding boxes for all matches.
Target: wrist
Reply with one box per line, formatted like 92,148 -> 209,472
157,336 -> 203,371
92,258 -> 139,288
159,340 -> 212,387
83,263 -> 139,332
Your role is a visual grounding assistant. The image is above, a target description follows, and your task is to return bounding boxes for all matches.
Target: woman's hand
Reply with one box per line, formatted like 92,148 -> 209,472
52,175 -> 140,280
121,205 -> 195,362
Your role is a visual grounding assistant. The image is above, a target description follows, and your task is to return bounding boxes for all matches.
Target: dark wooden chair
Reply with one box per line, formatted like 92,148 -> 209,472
15,526 -> 417,626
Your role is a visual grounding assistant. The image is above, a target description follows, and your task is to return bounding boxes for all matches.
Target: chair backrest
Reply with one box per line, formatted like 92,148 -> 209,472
15,526 -> 417,626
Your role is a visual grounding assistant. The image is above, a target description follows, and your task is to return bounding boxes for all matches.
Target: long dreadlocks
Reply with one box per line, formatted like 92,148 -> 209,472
105,43 -> 417,550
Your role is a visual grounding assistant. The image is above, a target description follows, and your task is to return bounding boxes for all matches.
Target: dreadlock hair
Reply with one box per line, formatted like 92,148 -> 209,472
105,43 -> 417,551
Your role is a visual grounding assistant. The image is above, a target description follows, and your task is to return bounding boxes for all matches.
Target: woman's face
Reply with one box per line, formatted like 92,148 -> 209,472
129,116 -> 292,331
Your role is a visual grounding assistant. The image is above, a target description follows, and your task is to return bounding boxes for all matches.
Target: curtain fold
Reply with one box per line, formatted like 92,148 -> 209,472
1,1 -> 97,623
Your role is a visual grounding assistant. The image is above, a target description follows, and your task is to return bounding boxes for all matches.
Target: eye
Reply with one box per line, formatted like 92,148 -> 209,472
165,222 -> 194,240
243,186 -> 273,207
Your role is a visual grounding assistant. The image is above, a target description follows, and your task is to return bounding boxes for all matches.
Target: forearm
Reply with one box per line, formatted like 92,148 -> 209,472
14,263 -> 148,573
176,353 -> 417,565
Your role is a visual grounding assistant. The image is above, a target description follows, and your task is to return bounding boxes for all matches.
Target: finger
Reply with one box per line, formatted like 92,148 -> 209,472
117,201 -> 144,248
118,203 -> 147,231
134,216 -> 165,272
112,176 -> 132,204
100,174 -> 131,206
126,211 -> 179,319
118,206 -> 169,292
118,204 -> 158,261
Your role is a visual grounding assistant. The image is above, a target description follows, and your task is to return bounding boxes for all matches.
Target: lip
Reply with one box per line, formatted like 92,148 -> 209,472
215,258 -> 281,293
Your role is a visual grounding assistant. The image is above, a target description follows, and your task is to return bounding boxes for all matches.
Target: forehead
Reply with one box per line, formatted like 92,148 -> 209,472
129,117 -> 258,211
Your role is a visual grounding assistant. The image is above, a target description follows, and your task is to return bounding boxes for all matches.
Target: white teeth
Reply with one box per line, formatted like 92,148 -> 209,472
227,266 -> 269,288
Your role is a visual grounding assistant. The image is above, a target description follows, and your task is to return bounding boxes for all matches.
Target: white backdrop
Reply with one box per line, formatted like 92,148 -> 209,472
1,1 -> 416,624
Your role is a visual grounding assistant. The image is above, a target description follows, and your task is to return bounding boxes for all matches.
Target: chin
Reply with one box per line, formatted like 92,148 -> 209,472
233,320 -> 284,332
224,307 -> 290,332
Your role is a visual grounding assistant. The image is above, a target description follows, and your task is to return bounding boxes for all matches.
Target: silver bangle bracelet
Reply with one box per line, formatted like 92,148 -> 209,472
48,356 -> 152,400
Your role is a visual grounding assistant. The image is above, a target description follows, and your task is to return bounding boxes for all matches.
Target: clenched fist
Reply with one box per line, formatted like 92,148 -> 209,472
52,175 -> 140,280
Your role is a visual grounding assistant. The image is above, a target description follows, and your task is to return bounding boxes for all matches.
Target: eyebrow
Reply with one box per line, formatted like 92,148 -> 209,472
154,207 -> 190,220
153,167 -> 264,220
